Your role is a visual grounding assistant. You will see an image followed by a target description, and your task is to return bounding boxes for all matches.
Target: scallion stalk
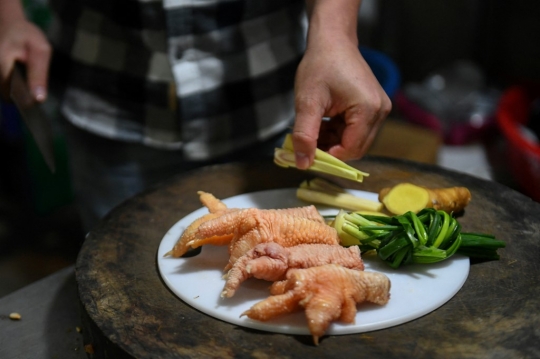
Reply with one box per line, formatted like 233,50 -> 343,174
332,208 -> 505,269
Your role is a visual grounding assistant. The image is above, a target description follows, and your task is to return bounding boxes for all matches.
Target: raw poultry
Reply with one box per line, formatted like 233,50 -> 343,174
242,264 -> 391,345
222,242 -> 365,298
167,191 -> 391,344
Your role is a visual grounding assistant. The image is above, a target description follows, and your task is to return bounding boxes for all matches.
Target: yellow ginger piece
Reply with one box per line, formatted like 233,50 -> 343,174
379,183 -> 471,215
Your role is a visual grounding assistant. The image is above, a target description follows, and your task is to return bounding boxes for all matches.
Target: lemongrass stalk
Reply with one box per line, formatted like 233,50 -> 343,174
274,134 -> 369,182
274,148 -> 362,181
300,178 -> 346,193
296,188 -> 383,212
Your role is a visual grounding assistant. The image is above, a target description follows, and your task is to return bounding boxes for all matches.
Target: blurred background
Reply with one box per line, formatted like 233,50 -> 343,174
1,0 -> 539,297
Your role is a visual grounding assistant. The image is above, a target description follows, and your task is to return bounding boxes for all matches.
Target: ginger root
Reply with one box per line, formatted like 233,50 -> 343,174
379,183 -> 471,215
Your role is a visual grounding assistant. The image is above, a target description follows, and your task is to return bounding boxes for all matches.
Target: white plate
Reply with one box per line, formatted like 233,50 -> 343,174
157,189 -> 469,336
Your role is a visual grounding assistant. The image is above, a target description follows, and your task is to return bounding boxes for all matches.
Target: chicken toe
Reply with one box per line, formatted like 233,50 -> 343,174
242,264 -> 391,345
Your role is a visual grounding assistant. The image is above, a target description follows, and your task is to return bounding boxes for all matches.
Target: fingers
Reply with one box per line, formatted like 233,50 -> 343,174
293,87 -> 391,166
329,93 -> 392,161
0,42 -> 22,101
292,95 -> 326,170
0,21 -> 51,102
26,38 -> 51,102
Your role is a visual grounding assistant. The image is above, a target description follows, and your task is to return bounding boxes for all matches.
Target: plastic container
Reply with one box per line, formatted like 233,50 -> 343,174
361,46 -> 401,99
496,86 -> 540,202
396,61 -> 500,145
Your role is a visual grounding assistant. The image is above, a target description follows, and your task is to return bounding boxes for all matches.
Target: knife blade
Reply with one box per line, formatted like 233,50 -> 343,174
10,62 -> 56,173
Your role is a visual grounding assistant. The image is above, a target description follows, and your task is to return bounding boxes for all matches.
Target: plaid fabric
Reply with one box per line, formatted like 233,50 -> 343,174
47,0 -> 305,160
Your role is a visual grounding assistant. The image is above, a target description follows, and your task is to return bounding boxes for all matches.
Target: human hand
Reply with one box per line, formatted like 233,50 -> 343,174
292,0 -> 392,170
0,15 -> 51,102
292,40 -> 391,169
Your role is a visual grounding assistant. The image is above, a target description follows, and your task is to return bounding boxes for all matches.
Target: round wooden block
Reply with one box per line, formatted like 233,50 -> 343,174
76,157 -> 540,358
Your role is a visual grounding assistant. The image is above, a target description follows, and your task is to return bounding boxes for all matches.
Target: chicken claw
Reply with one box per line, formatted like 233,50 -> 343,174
190,208 -> 340,270
198,191 -> 229,213
222,243 -> 364,298
241,264 -> 391,345
165,191 -> 235,258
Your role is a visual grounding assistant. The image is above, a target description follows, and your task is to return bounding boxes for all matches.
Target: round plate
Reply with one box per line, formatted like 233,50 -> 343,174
157,188 -> 469,336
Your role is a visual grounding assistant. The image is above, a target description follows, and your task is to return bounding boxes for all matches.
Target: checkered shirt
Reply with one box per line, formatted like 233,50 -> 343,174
47,0 -> 306,160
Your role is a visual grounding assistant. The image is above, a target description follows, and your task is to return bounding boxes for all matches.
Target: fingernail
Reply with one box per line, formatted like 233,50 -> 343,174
33,86 -> 46,102
295,152 -> 310,170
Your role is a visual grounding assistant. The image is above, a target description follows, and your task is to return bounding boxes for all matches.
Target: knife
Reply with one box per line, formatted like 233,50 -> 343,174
10,62 -> 56,173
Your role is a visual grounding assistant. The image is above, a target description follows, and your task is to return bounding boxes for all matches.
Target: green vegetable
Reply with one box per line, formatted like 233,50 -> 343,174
333,208 -> 506,269
274,134 -> 369,182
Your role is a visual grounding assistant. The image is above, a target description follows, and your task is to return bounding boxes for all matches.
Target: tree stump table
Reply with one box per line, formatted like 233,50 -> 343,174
76,157 -> 540,358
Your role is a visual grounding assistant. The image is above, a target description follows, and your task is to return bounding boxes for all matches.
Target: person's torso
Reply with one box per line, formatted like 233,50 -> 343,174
47,0 -> 306,159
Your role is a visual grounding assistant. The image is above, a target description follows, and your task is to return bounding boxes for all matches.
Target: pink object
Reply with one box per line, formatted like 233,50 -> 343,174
394,91 -> 443,135
395,91 -> 496,145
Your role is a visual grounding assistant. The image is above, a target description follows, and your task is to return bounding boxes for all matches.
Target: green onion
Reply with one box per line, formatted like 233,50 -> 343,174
411,212 -> 428,245
331,208 -> 505,269
458,233 -> 505,260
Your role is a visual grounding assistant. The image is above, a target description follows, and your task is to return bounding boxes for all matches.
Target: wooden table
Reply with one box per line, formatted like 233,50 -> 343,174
76,157 -> 540,358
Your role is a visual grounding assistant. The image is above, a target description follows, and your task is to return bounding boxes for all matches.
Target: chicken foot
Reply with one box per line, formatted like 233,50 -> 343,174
241,264 -> 391,345
222,243 -> 364,298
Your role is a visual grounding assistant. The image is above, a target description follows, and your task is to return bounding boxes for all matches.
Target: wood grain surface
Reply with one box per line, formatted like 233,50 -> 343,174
76,156 -> 540,359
